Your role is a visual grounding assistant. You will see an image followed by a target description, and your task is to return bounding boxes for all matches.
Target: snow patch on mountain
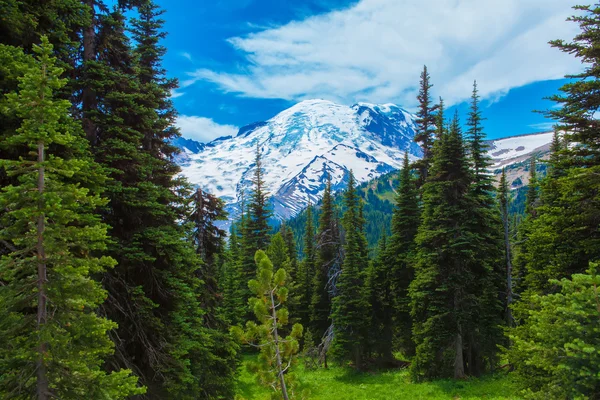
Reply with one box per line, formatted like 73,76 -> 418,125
486,131 -> 554,169
178,99 -> 419,220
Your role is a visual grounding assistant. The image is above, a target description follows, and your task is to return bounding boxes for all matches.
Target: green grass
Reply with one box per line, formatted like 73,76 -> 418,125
236,356 -> 521,399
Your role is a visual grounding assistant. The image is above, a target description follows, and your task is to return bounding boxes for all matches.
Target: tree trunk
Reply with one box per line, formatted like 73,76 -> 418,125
503,210 -> 514,326
270,290 -> 289,400
82,0 -> 97,145
36,140 -> 49,400
454,331 -> 465,379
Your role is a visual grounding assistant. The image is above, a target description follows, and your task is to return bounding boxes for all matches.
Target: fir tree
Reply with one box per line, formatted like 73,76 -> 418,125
525,157 -> 539,218
221,223 -> 245,326
331,172 -> 370,369
311,177 -> 340,342
240,144 -> 272,321
410,112 -> 496,380
298,206 -> 316,330
386,151 -> 420,356
365,235 -> 394,362
413,65 -> 438,186
498,168 -> 515,325
88,8 -> 236,398
0,38 -> 142,399
465,85 -> 505,375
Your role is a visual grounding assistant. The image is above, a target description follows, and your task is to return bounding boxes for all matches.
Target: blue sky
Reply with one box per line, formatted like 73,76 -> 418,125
153,0 -> 581,142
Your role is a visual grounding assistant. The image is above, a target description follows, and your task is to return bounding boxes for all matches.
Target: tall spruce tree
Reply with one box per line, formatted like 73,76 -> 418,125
413,65 -> 438,186
386,151 -> 420,356
519,3 -> 600,294
221,223 -> 245,326
240,144 -> 272,321
298,206 -> 316,330
0,38 -> 142,399
465,83 -> 505,374
331,172 -> 370,369
365,235 -> 394,362
498,168 -> 515,325
410,111 -> 498,380
86,8 -> 236,398
311,177 -> 340,342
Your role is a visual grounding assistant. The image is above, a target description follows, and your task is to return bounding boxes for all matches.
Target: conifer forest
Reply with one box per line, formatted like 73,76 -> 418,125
0,1 -> 599,399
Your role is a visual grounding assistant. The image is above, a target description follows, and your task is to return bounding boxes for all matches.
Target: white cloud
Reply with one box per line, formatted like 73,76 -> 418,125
176,115 -> 239,142
170,89 -> 185,98
529,122 -> 556,131
191,0 -> 582,108
180,51 -> 193,62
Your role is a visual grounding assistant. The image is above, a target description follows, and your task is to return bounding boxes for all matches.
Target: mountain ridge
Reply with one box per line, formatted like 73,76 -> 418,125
175,99 -> 553,221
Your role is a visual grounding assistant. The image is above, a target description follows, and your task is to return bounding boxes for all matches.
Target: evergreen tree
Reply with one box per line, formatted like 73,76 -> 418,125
221,223 -> 245,326
413,65 -> 438,186
233,251 -> 304,400
465,85 -> 505,375
281,222 -> 299,285
512,158 -> 540,296
466,81 -> 490,187
508,264 -> 600,399
386,152 -> 420,356
87,8 -> 236,398
311,177 -> 340,342
498,168 -> 515,325
410,112 -> 497,380
0,38 -> 142,399
525,158 -> 539,218
365,235 -> 394,362
240,144 -> 272,321
298,206 -> 316,330
190,188 -> 227,268
331,172 -> 370,369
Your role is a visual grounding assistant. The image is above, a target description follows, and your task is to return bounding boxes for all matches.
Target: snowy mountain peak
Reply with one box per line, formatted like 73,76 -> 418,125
178,99 -> 419,220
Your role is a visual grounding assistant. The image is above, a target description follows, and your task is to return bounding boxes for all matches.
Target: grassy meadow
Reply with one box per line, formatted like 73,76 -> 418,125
236,356 -> 520,400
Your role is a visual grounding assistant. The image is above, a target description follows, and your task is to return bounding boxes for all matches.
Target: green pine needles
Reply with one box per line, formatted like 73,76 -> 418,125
234,250 -> 304,400
0,38 -> 143,399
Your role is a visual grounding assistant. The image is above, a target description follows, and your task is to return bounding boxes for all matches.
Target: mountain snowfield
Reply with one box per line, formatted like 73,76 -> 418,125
486,131 -> 554,169
178,99 -> 421,219
176,99 -> 553,220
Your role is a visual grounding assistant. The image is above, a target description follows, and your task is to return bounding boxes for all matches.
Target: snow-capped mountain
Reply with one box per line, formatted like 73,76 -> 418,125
178,99 -> 421,219
485,131 -> 554,170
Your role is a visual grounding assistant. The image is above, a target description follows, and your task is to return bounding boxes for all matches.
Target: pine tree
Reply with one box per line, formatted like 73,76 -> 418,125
410,111 -> 490,380
413,65 -> 438,186
386,151 -> 420,356
331,172 -> 370,369
512,158 -> 540,296
365,235 -> 394,362
466,81 -> 491,187
248,143 -> 272,250
525,158 -> 539,218
221,223 -> 245,326
233,251 -> 304,400
190,188 -> 227,268
298,206 -> 316,330
0,38 -> 142,399
518,5 -> 600,294
464,85 -> 505,375
509,264 -> 600,399
240,144 -> 273,321
87,8 -> 236,398
498,168 -> 515,325
311,177 -> 340,342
